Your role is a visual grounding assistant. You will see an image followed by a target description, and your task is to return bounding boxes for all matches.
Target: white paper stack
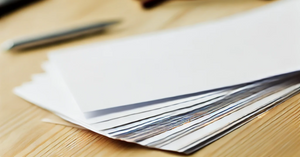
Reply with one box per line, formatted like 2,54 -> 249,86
14,0 -> 300,154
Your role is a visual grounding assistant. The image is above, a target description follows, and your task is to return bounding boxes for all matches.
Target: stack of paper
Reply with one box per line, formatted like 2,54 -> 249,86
14,0 -> 300,154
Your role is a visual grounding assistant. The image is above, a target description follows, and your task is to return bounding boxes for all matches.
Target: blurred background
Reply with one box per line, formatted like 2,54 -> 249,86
5,0 -> 298,157
0,0 -> 271,52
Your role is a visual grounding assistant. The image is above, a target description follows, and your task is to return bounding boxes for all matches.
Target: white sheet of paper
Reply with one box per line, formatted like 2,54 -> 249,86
48,0 -> 300,112
41,61 -> 232,124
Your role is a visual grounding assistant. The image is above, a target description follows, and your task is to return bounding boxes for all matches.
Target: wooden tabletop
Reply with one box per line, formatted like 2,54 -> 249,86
1,0 -> 300,156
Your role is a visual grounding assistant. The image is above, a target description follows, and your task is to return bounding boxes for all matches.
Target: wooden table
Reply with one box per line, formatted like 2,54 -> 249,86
1,0 -> 300,156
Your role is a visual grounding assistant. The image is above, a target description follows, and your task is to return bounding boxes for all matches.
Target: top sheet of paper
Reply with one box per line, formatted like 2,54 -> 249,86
49,0 -> 300,112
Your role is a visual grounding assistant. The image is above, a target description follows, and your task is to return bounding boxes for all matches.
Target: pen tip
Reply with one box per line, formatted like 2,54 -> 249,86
1,40 -> 14,52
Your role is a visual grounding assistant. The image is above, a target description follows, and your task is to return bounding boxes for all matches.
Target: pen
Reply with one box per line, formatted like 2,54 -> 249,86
2,20 -> 120,51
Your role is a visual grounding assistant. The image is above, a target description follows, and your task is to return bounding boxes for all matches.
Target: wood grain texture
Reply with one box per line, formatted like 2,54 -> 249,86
1,0 -> 299,156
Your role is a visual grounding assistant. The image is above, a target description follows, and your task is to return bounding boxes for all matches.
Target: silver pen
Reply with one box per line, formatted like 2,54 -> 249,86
2,20 -> 120,51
